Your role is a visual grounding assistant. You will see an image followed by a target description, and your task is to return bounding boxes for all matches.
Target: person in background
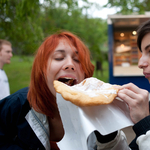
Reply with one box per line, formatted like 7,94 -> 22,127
0,39 -> 13,100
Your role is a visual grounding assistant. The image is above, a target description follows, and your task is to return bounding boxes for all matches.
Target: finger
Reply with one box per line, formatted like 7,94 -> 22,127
118,88 -> 137,100
113,85 -> 122,90
120,83 -> 141,94
118,88 -> 149,107
117,90 -> 134,105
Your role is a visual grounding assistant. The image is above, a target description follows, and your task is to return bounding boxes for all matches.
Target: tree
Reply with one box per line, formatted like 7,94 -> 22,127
0,0 -> 44,54
104,0 -> 150,15
41,3 -> 107,61
0,0 -> 108,60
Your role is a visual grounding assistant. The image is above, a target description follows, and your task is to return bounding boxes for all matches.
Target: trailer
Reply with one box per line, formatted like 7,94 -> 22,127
107,14 -> 150,92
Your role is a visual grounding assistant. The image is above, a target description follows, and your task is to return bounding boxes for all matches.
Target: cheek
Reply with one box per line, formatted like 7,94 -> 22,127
47,69 -> 56,97
47,67 -> 53,87
78,65 -> 85,82
46,61 -> 61,97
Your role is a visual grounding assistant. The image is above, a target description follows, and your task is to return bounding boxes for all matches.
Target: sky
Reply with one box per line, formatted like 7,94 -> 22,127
79,0 -> 117,19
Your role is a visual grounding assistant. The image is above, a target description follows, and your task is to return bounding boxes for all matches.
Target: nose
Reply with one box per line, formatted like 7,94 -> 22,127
63,57 -> 75,71
138,55 -> 148,69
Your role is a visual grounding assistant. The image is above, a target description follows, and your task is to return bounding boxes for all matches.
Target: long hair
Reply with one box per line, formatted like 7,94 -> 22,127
27,31 -> 95,118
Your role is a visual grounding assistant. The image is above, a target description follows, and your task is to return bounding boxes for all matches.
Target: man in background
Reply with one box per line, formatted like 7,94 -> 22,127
0,39 -> 13,100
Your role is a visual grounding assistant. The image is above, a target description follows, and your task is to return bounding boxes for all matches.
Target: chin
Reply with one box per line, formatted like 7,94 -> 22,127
53,130 -> 64,142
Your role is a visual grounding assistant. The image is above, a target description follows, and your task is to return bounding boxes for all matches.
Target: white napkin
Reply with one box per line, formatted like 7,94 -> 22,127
56,93 -> 134,150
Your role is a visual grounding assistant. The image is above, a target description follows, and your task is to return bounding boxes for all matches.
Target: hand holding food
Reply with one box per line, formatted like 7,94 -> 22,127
118,83 -> 149,124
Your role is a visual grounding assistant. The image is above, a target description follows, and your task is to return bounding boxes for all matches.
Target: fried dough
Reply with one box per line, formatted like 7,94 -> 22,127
53,77 -> 119,107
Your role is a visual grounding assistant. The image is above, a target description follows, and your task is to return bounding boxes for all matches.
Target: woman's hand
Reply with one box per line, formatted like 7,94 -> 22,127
117,83 -> 149,124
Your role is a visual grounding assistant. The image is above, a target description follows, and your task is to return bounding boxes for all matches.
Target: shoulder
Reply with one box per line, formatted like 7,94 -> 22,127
0,87 -> 30,113
9,87 -> 29,99
0,87 -> 31,128
0,69 -> 5,77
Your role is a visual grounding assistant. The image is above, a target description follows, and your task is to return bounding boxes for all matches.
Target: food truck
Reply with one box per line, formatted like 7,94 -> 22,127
107,14 -> 150,91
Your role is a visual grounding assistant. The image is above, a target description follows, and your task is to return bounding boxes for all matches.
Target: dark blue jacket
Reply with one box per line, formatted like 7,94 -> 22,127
0,87 -> 45,150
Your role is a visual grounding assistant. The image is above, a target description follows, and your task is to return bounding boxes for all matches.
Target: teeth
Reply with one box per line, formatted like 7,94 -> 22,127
63,77 -> 74,79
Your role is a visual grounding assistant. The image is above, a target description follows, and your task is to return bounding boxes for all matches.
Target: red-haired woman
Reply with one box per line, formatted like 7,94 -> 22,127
0,31 -> 130,149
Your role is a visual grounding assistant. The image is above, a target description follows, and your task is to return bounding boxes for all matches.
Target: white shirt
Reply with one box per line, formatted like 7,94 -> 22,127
136,130 -> 150,150
0,69 -> 10,100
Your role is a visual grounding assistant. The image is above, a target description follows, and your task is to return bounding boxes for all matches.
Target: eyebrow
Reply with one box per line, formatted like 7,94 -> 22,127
55,49 -> 65,53
145,44 -> 150,51
54,49 -> 78,54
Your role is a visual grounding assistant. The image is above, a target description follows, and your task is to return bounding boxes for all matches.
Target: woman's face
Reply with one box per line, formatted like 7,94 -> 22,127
47,39 -> 85,97
138,33 -> 150,83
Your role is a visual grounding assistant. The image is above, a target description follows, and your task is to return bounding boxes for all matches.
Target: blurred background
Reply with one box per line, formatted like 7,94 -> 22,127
1,0 -> 150,94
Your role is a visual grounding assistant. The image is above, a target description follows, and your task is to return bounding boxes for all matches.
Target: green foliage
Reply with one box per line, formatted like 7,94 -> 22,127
0,0 -> 44,55
104,0 -> 150,14
42,4 -> 108,61
1,0 -> 149,60
0,0 -> 108,61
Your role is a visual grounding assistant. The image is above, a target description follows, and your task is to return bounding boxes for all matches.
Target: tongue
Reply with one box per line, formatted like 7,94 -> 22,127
59,78 -> 74,86
65,79 -> 74,86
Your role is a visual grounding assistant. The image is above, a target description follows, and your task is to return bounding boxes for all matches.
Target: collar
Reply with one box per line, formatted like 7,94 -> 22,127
25,108 -> 50,150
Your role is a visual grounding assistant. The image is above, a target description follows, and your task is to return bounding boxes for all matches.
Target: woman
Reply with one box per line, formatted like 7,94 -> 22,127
0,31 -> 97,149
0,31 -> 111,149
27,31 -> 95,146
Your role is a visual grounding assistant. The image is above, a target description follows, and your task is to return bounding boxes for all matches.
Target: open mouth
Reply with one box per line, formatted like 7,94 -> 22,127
58,77 -> 77,86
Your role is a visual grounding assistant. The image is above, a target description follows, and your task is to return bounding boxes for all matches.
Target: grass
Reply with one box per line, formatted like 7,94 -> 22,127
92,60 -> 109,83
3,56 -> 33,94
3,56 -> 109,94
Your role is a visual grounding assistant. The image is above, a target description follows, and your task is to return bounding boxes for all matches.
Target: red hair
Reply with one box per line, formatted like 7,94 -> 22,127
27,31 -> 94,118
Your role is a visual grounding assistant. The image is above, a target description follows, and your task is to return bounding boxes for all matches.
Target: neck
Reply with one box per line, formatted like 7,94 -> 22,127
48,109 -> 64,142
0,62 -> 3,69
0,60 -> 4,69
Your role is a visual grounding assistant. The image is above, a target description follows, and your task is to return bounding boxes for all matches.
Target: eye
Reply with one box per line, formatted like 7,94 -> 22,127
53,53 -> 64,61
73,55 -> 80,63
74,58 -> 80,63
55,57 -> 64,61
